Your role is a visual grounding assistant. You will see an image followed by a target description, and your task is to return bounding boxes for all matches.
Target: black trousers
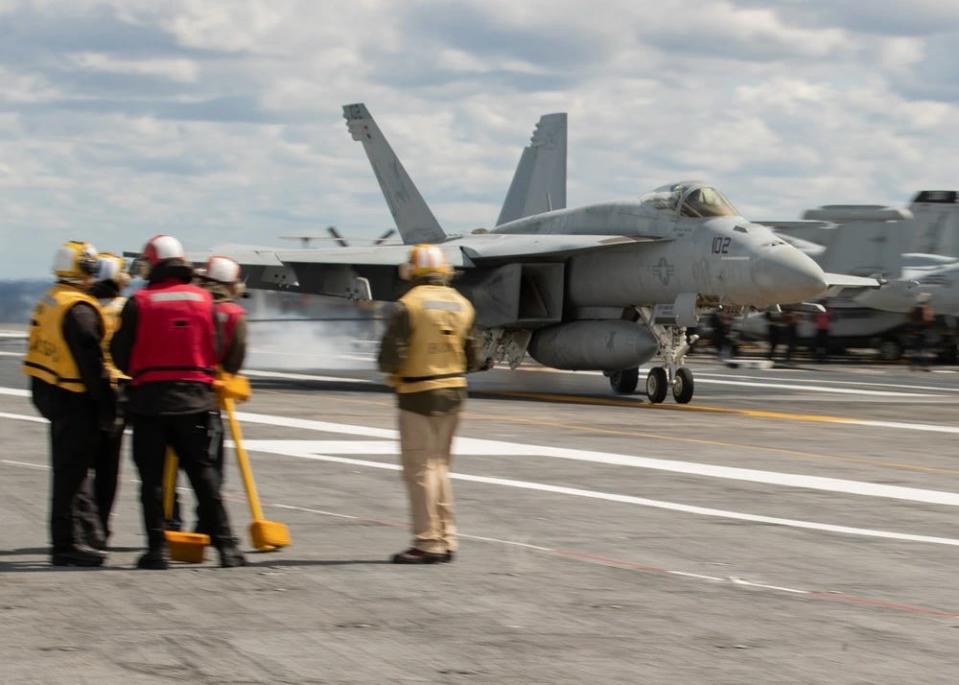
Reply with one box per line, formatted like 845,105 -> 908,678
93,423 -> 124,537
169,412 -> 226,533
131,411 -> 235,550
49,399 -> 103,552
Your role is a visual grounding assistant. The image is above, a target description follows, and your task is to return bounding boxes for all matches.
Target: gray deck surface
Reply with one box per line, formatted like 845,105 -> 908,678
2,330 -> 959,683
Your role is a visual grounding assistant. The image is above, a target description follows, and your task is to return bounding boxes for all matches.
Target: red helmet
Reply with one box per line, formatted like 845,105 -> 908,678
141,234 -> 185,268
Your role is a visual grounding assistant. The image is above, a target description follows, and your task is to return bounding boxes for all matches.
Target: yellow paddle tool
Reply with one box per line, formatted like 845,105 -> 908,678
162,449 -> 210,563
217,373 -> 291,552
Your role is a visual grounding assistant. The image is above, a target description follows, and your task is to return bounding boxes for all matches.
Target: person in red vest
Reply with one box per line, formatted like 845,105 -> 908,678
192,255 -> 247,535
814,308 -> 832,363
110,235 -> 245,570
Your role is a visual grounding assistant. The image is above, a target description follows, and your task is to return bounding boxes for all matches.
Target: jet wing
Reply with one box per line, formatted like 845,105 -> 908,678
459,233 -> 661,264
823,272 -> 882,297
213,234 -> 667,301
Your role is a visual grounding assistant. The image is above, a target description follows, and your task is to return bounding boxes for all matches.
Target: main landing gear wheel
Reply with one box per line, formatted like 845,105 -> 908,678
609,367 -> 639,395
672,366 -> 694,404
646,367 -> 668,404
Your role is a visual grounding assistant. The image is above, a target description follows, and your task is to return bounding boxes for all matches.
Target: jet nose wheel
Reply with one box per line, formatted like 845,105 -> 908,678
646,367 -> 668,404
609,367 -> 639,395
672,366 -> 694,404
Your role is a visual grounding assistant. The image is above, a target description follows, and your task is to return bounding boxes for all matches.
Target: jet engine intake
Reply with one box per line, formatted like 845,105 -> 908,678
527,320 -> 657,371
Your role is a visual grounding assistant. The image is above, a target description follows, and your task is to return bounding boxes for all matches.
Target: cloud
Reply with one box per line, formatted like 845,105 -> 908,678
0,0 -> 958,279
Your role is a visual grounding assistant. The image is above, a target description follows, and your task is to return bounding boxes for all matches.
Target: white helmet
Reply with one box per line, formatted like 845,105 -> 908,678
202,256 -> 242,285
142,234 -> 185,268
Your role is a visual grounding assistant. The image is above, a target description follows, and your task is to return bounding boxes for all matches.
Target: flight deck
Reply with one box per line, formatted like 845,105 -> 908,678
2,331 -> 959,683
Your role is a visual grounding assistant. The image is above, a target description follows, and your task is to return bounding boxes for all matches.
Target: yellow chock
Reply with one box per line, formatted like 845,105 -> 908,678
162,448 -> 210,563
223,396 -> 291,551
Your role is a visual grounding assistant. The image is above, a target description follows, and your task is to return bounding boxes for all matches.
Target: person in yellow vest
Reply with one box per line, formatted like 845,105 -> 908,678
86,252 -> 130,544
23,241 -> 116,566
377,244 -> 485,563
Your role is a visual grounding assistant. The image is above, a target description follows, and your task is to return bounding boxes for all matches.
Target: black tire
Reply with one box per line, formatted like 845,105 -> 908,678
672,366 -> 694,404
878,338 -> 902,362
646,367 -> 668,404
609,367 -> 639,395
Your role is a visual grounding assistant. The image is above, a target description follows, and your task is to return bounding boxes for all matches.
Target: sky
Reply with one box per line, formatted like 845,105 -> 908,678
1,0 -> 957,278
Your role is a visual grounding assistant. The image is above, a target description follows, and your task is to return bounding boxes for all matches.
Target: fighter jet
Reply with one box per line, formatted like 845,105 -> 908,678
216,104 -> 872,403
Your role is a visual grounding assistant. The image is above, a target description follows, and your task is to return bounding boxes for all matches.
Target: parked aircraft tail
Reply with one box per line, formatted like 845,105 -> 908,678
909,190 -> 959,257
802,205 -> 910,278
496,113 -> 567,226
343,103 -> 447,245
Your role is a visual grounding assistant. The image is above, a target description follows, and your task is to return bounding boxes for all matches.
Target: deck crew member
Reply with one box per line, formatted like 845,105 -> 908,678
23,241 -> 114,566
193,255 -> 248,534
86,252 -> 130,544
378,244 -> 484,564
110,235 -> 245,569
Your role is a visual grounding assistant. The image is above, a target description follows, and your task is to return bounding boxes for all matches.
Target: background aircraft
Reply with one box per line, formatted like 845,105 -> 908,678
213,104 -> 873,403
769,196 -> 959,317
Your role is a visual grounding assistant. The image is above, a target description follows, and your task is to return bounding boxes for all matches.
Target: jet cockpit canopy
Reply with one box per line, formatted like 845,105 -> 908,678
640,182 -> 740,218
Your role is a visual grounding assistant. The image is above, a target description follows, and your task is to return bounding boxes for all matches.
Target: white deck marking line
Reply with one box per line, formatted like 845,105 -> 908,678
0,331 -> 26,338
729,576 -> 809,594
240,436 -> 959,508
4,388 -> 959,505
2,456 -> 950,619
0,351 -> 24,357
244,369 -> 374,384
694,371 -> 959,394
670,571 -> 725,582
4,409 -> 959,547
237,441 -> 959,548
0,387 -> 30,398
1,459 -> 49,470
0,411 -> 45,423
692,378 -> 930,397
515,364 -> 957,394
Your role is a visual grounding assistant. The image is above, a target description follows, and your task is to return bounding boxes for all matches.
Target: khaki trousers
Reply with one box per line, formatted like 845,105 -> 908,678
398,409 -> 459,554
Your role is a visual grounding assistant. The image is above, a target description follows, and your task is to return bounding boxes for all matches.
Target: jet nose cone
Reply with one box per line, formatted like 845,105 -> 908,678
752,249 -> 827,304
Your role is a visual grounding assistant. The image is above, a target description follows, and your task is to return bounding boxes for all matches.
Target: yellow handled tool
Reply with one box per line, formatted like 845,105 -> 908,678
217,373 -> 291,552
162,448 -> 210,563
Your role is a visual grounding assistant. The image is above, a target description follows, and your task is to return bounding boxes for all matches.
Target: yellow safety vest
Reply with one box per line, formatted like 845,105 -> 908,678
23,284 -> 104,393
393,284 -> 474,394
99,296 -> 127,382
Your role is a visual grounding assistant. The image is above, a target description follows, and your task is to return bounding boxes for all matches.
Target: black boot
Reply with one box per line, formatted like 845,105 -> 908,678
217,543 -> 247,568
51,544 -> 107,567
391,547 -> 446,564
136,547 -> 169,570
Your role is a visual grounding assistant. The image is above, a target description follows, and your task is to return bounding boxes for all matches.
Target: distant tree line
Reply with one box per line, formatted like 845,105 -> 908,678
0,280 -> 50,324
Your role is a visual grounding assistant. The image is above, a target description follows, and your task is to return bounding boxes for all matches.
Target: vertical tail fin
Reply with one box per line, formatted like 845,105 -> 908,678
496,113 -> 567,226
803,205 -> 910,278
343,103 -> 447,245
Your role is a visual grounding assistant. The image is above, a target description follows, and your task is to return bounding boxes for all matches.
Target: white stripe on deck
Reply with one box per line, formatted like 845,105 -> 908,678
508,366 -> 934,397
3,407 -> 959,548
692,377 -> 931,397
244,369 -> 373,384
234,439 -> 959,549
13,392 -> 959,507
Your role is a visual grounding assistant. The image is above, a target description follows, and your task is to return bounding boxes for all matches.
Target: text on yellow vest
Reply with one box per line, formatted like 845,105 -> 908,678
393,284 -> 474,394
23,284 -> 104,393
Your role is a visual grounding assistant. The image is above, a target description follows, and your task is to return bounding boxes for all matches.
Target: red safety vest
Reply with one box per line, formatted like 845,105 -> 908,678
128,281 -> 217,386
215,300 -> 245,359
